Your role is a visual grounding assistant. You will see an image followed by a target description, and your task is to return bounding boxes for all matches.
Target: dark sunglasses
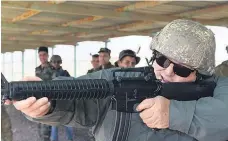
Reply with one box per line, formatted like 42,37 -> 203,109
155,54 -> 194,77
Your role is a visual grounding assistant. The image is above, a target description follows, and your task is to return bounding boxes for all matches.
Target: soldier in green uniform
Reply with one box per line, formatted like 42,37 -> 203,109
35,46 -> 55,141
215,46 -> 228,76
49,55 -> 73,141
97,48 -> 114,70
114,49 -> 140,68
1,105 -> 13,141
87,54 -> 99,74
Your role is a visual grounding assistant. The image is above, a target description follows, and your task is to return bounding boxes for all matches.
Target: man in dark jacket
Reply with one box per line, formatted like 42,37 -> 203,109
50,55 -> 70,78
7,19 -> 228,141
87,54 -> 99,74
97,48 -> 114,70
49,55 -> 73,141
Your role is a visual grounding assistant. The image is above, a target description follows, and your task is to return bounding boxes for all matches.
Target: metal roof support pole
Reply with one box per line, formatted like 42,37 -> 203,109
22,51 -> 25,78
52,46 -> 55,55
35,48 -> 37,67
2,53 -> 5,75
74,43 -> 78,77
51,46 -> 54,56
104,39 -> 110,48
11,52 -> 14,81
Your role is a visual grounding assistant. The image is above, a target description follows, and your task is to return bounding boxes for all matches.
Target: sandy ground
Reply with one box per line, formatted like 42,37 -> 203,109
4,105 -> 93,141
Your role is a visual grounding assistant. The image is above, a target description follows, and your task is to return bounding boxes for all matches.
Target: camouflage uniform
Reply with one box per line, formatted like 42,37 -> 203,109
35,62 -> 55,81
215,60 -> 228,76
96,62 -> 114,71
1,105 -> 13,141
87,68 -> 99,74
35,62 -> 55,141
25,19 -> 228,141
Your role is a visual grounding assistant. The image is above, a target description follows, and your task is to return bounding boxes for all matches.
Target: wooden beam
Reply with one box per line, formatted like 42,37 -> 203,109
179,3 -> 228,17
31,30 -> 50,35
2,33 -> 68,41
116,1 -> 171,12
1,1 -> 178,22
61,16 -> 104,27
2,40 -> 65,46
1,22 -> 146,37
2,42 -> 56,47
105,3 -> 228,30
11,10 -> 40,22
1,46 -> 24,53
104,21 -> 153,30
47,0 -> 66,4
61,1 -> 171,27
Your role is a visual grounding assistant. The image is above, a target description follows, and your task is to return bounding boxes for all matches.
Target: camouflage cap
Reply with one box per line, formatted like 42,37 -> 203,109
150,19 -> 216,76
50,55 -> 62,62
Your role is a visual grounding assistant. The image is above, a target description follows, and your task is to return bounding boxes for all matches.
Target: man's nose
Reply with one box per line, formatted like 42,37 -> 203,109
164,63 -> 175,76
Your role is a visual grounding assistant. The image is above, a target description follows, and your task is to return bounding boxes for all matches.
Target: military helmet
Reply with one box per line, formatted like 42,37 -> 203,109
150,19 -> 216,76
50,55 -> 62,63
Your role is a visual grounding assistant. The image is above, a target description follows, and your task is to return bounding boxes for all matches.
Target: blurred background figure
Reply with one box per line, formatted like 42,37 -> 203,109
50,55 -> 73,141
114,49 -> 140,68
87,54 -> 99,74
35,46 -> 54,141
97,48 -> 114,70
215,45 -> 228,76
50,55 -> 70,78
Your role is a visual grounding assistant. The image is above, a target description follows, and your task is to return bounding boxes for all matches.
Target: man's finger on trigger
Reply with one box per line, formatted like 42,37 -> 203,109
29,102 -> 50,118
22,97 -> 49,114
136,98 -> 155,111
36,102 -> 51,117
13,97 -> 36,111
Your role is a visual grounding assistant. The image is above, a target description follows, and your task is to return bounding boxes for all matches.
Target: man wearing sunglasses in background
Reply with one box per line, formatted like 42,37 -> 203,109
114,49 -> 140,68
7,19 -> 228,141
49,55 -> 73,141
50,55 -> 70,78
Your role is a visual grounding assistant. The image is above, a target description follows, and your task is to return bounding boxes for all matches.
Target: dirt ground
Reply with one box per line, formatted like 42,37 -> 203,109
4,105 -> 93,141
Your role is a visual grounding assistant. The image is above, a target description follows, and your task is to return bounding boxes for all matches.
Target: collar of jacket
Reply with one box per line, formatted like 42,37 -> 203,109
39,62 -> 51,68
99,62 -> 114,69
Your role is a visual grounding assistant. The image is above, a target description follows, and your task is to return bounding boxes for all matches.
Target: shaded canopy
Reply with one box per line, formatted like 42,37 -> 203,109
2,1 -> 228,53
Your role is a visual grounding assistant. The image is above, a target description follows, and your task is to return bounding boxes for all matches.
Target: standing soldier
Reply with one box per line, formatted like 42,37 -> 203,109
49,55 -> 73,141
35,46 -> 55,141
114,49 -> 140,68
215,46 -> 228,76
87,54 -> 99,74
50,55 -> 70,78
97,48 -> 114,70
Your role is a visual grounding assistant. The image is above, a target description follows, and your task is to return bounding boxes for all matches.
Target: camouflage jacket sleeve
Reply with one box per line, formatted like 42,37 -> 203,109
169,76 -> 228,141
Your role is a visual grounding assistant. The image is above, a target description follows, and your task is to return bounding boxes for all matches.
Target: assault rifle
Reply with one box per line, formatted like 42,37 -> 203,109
1,67 -> 216,113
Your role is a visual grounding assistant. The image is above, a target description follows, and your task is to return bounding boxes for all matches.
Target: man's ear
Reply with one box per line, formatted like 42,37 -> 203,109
118,60 -> 121,66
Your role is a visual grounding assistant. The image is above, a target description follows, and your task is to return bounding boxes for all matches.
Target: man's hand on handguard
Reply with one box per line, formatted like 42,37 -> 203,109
4,76 -> 51,118
136,96 -> 170,129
